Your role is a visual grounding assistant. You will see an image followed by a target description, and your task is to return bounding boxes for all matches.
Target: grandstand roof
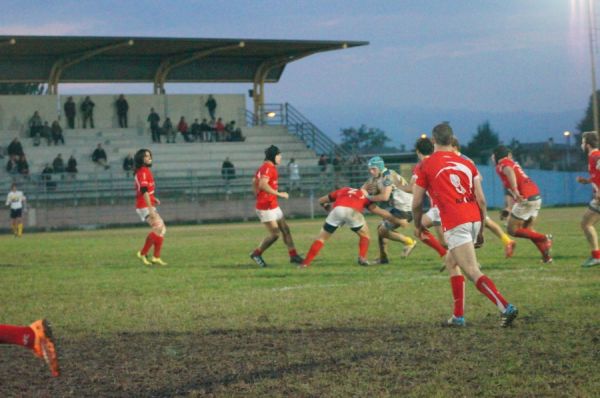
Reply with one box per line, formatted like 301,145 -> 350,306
0,35 -> 368,85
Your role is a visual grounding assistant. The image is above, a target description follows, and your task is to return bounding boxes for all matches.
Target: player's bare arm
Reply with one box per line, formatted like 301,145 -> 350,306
367,203 -> 392,219
576,176 -> 591,184
473,177 -> 487,247
258,176 -> 288,199
367,184 -> 392,203
412,184 -> 426,237
502,166 -> 523,202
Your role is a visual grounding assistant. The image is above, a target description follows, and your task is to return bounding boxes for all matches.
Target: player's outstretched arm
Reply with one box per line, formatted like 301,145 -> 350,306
367,203 -> 392,219
412,185 -> 426,237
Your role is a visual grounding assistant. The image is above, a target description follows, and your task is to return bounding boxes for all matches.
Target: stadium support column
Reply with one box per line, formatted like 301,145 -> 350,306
588,0 -> 600,136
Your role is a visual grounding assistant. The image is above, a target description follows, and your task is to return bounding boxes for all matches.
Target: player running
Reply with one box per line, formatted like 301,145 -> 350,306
492,145 -> 553,263
361,156 -> 418,264
413,123 -> 518,328
134,149 -> 168,266
6,183 -> 26,237
577,131 -> 600,267
300,186 -> 391,267
250,145 -> 303,267
0,319 -> 59,377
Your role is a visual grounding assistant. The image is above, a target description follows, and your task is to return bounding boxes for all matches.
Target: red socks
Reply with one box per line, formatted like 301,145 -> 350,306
593,250 -> 600,259
514,228 -> 546,242
358,236 -> 369,258
141,232 -> 164,257
475,275 -> 508,312
450,275 -> 465,318
303,240 -> 324,266
420,229 -> 447,257
289,249 -> 298,258
0,325 -> 35,348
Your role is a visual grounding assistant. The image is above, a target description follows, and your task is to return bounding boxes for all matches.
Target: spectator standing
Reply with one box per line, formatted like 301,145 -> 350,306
288,158 -> 301,193
92,143 -> 110,169
205,95 -> 217,120
52,153 -> 65,175
28,111 -> 43,138
64,96 -> 76,128
81,96 -> 95,128
51,120 -> 65,145
177,116 -> 191,142
147,108 -> 161,143
115,94 -> 129,128
163,117 -> 175,143
7,138 -> 24,161
66,155 -> 78,178
123,152 -> 134,176
221,157 -> 236,194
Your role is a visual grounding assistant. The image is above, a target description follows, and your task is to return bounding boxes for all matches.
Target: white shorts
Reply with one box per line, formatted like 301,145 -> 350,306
511,198 -> 541,221
589,198 -> 600,214
444,221 -> 482,250
425,206 -> 441,225
136,207 -> 155,222
325,206 -> 365,230
256,207 -> 284,223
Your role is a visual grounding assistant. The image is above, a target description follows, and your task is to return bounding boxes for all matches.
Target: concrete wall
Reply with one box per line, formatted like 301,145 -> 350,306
0,94 -> 247,136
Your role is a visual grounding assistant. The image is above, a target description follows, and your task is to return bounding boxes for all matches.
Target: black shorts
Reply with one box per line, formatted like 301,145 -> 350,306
10,208 -> 22,219
390,208 -> 413,223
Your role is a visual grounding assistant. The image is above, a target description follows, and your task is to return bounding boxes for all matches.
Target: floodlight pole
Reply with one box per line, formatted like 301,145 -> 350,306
588,0 -> 600,136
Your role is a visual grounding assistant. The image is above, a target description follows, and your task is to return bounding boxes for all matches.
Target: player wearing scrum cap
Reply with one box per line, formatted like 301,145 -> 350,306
361,156 -> 417,264
250,145 -> 303,267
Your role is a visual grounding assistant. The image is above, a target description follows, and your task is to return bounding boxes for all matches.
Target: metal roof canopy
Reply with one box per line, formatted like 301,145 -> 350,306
0,35 -> 368,115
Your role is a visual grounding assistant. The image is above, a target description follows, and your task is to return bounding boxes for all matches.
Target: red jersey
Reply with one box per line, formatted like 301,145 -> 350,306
495,157 -> 539,198
329,187 -> 372,212
134,166 -> 157,209
414,151 -> 482,231
254,161 -> 279,210
588,149 -> 600,193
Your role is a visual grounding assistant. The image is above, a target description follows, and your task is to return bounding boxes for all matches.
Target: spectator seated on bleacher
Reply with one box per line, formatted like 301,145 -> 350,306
226,121 -> 245,142
200,118 -> 212,142
29,111 -> 42,138
17,155 -> 29,177
52,154 -> 65,175
35,121 -> 52,146
214,118 -> 225,142
178,116 -> 192,143
41,163 -> 55,190
122,153 -> 134,176
66,155 -> 78,178
51,120 -> 65,145
7,138 -> 24,161
6,156 -> 19,175
191,119 -> 201,142
163,117 -> 175,143
92,143 -> 110,170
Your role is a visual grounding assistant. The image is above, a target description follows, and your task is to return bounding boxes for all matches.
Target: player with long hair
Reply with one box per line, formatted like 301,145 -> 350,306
134,148 -> 167,266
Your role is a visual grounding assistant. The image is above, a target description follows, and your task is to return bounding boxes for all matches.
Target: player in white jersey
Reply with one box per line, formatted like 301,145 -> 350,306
5,183 -> 26,237
362,156 -> 417,264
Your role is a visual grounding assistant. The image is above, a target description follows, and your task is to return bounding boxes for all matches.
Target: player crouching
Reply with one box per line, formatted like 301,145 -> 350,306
300,186 -> 391,267
134,149 -> 167,266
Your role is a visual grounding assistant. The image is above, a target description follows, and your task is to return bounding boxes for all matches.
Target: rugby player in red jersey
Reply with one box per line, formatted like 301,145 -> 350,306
413,123 -> 518,327
492,145 -> 553,263
576,131 -> 600,267
250,145 -> 303,267
0,319 -> 59,376
134,149 -> 167,266
300,186 -> 391,267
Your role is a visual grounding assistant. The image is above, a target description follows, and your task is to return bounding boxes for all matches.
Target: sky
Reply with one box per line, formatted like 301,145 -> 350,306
0,0 -> 595,148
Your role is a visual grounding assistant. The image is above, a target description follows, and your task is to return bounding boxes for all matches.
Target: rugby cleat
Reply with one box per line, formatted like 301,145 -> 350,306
289,254 -> 304,264
402,241 -> 418,258
541,235 -> 553,264
582,257 -> 600,268
442,315 -> 465,327
30,319 -> 60,377
373,258 -> 390,265
250,253 -> 267,268
500,304 -> 519,327
505,240 -> 516,258
150,256 -> 168,266
357,257 -> 370,266
136,251 -> 152,266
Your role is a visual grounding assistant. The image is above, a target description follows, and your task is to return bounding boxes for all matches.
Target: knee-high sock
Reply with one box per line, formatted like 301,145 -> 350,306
303,240 -> 324,266
420,229 -> 447,257
141,233 -> 155,256
152,233 -> 164,258
514,228 -> 546,242
358,236 -> 369,258
475,275 -> 508,312
450,275 -> 465,318
0,325 -> 35,348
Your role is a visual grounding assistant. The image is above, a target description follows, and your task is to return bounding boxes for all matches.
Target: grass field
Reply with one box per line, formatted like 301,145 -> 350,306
0,206 -> 599,397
